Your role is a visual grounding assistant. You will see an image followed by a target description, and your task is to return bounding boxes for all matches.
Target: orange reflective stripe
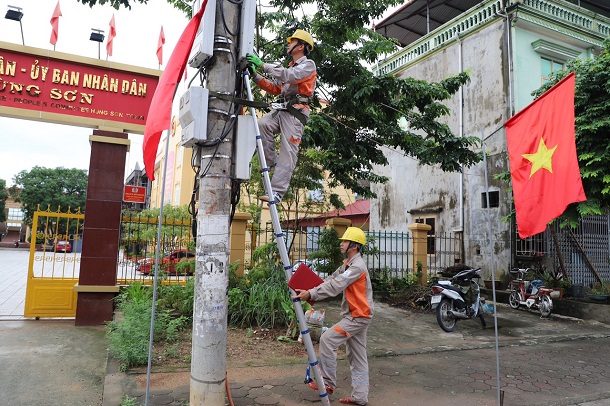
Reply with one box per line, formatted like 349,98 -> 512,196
345,273 -> 371,318
256,77 -> 282,95
333,325 -> 350,337
295,71 -> 316,97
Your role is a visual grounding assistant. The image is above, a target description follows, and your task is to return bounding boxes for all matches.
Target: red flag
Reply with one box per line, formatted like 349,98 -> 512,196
50,1 -> 62,46
106,14 -> 116,57
143,3 -> 207,180
505,72 -> 586,239
157,26 -> 165,65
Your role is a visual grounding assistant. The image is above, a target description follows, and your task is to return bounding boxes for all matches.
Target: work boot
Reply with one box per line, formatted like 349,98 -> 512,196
259,192 -> 282,203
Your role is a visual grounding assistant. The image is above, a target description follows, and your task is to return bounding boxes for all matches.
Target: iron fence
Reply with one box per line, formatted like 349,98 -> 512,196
118,211 -> 194,284
253,226 -> 461,280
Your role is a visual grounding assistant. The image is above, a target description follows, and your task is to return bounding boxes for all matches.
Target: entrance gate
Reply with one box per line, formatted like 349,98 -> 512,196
24,208 -> 84,318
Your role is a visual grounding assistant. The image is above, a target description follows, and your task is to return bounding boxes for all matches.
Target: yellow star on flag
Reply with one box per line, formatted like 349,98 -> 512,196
522,138 -> 558,178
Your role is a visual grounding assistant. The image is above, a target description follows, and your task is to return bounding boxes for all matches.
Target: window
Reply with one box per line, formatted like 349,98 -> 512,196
415,217 -> 436,254
8,208 -> 23,221
481,191 -> 499,208
173,183 -> 181,205
541,57 -> 564,84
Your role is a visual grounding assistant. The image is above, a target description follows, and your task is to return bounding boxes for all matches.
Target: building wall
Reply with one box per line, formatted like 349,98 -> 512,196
370,0 -> 610,278
371,21 -> 512,277
149,116 -> 195,208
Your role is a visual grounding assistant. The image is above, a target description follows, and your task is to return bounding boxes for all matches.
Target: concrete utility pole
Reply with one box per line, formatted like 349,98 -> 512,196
190,1 -> 240,404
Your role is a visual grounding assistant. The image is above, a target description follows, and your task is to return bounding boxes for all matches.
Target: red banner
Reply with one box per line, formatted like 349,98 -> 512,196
123,185 -> 146,203
0,43 -> 159,133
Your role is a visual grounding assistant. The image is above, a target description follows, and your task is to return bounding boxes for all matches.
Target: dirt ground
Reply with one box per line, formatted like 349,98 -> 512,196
140,326 -> 308,373
139,294 -> 428,373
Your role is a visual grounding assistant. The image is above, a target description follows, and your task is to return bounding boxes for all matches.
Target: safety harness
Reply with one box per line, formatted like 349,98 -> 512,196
208,90 -> 310,126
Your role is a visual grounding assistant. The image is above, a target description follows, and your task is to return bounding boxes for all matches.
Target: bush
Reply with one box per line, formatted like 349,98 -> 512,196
106,282 -> 192,370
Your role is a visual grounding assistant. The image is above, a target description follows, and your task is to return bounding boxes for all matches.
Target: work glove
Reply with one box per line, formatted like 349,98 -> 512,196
246,53 -> 263,69
247,63 -> 256,77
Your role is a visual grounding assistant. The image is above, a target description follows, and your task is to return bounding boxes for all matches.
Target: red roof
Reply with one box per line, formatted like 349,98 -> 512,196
296,200 -> 370,228
318,199 -> 369,219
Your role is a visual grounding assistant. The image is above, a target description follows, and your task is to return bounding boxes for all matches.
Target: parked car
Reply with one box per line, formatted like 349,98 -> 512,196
55,241 -> 72,253
136,249 -> 196,275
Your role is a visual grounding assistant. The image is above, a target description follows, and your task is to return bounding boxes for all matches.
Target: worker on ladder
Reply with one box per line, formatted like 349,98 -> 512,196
293,227 -> 373,406
246,28 -> 317,203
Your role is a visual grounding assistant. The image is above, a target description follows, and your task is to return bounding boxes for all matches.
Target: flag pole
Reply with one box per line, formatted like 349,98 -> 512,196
144,125 -> 172,406
482,129 -> 504,405
143,60 -> 184,405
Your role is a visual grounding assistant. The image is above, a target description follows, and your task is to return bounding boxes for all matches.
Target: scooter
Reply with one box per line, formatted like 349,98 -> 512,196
430,268 -> 486,332
508,268 -> 554,317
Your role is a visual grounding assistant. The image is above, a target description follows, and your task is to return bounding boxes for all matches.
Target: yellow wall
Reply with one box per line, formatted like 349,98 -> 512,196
149,116 -> 195,208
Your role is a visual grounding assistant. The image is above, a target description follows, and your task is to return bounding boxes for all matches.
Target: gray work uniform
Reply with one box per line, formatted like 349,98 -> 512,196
308,253 -> 374,404
252,55 -> 317,196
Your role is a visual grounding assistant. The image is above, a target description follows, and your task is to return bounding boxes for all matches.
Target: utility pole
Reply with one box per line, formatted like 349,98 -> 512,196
190,0 -> 240,404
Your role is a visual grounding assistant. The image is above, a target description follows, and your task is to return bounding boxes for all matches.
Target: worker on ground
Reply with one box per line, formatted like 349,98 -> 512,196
292,227 -> 373,406
246,28 -> 317,203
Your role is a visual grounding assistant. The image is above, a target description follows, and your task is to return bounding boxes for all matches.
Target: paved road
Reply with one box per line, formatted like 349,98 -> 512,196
3,246 -> 610,405
107,300 -> 610,406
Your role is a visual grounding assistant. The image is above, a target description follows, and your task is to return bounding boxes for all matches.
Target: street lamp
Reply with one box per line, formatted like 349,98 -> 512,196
5,5 -> 24,46
89,28 -> 105,59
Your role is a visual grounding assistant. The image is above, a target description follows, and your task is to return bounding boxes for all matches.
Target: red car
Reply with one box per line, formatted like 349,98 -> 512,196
136,249 -> 195,275
55,241 -> 72,253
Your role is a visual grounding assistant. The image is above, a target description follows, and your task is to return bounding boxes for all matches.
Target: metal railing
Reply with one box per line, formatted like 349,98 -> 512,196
253,226 -> 461,280
118,211 -> 195,284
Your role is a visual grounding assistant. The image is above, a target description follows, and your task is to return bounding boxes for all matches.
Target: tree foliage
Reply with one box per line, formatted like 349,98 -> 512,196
10,167 -> 88,224
531,39 -> 610,225
0,179 -> 8,223
77,0 -> 481,197
251,0 -> 482,197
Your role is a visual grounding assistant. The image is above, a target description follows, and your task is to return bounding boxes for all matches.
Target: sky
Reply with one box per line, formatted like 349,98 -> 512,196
0,0 -> 191,186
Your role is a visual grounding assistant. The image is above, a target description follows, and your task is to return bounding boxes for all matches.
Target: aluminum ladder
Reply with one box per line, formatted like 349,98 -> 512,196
243,70 -> 331,406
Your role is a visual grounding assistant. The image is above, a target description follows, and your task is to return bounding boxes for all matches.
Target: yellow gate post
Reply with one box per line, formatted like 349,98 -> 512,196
230,212 -> 252,277
408,222 -> 432,285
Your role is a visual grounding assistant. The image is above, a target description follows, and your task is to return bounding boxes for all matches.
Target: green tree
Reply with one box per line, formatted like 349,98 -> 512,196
80,0 -> 481,197
249,0 -> 481,197
10,167 -> 88,224
0,179 -> 8,223
528,39 -> 610,226
80,0 -> 482,197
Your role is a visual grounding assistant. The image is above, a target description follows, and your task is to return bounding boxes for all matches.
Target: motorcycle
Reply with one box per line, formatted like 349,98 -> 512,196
508,268 -> 553,317
430,268 -> 486,332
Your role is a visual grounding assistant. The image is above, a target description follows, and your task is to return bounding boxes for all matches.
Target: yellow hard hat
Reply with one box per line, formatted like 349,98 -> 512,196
339,227 -> 366,246
286,29 -> 314,51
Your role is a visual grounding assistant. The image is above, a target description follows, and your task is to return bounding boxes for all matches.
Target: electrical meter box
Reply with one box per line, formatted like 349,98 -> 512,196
189,0 -> 216,68
179,86 -> 209,147
234,115 -> 257,180
238,0 -> 256,65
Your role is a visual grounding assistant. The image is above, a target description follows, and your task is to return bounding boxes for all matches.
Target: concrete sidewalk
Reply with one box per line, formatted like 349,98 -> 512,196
0,320 -> 107,406
102,300 -> 610,406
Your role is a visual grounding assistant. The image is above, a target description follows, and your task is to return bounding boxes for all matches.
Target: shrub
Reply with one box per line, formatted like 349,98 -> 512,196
107,281 -> 192,370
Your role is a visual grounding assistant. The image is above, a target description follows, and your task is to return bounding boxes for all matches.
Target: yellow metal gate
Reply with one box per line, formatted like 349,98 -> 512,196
24,208 -> 84,318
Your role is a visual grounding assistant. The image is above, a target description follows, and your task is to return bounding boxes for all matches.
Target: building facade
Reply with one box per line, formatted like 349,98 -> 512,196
371,0 -> 610,278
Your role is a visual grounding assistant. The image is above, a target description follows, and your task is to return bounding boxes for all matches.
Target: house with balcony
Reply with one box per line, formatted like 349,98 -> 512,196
370,0 -> 610,284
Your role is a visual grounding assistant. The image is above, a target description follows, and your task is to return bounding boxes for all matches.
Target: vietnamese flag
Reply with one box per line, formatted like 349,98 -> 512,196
106,14 -> 116,57
50,1 -> 62,46
505,72 -> 586,239
157,26 -> 165,65
143,2 -> 207,181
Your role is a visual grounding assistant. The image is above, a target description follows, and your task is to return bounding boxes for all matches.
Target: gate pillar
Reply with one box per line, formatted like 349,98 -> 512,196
75,130 -> 128,326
